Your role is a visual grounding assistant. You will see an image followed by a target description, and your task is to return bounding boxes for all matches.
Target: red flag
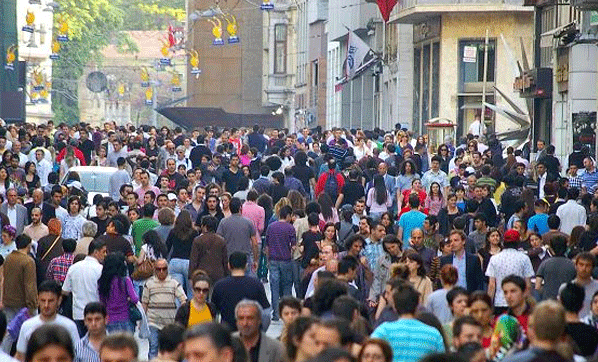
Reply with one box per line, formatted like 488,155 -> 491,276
376,0 -> 398,22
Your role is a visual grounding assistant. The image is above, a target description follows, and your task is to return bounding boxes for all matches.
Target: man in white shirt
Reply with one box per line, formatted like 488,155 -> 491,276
556,188 -> 587,235
11,141 -> 27,168
62,239 -> 106,336
468,116 -> 486,137
15,280 -> 80,361
34,149 -> 52,187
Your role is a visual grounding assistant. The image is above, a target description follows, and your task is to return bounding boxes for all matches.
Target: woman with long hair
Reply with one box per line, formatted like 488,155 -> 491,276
175,271 -> 217,328
166,210 -> 199,296
257,194 -> 274,228
90,146 -> 108,167
478,228 -> 502,276
468,291 -> 495,348
317,193 -> 338,225
137,229 -> 168,269
322,222 -> 338,248
568,225 -> 585,258
358,339 -> 393,362
62,196 -> 86,240
287,190 -> 306,212
437,193 -> 462,237
398,178 -> 427,209
379,212 -> 396,235
527,232 -> 550,273
437,144 -> 451,173
396,160 -> 420,193
24,161 -> 40,191
405,251 -> 433,303
272,197 -> 292,223
220,193 -> 232,218
366,174 -> 392,221
0,167 -> 12,197
424,182 -> 445,216
98,252 -> 139,333
286,317 -> 320,362
145,136 -> 159,170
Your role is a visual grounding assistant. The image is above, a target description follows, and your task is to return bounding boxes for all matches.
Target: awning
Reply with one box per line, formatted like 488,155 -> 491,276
157,107 -> 284,130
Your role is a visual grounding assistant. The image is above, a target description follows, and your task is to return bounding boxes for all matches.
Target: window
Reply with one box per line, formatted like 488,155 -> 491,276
458,39 -> 495,92
274,24 -> 287,74
412,41 -> 440,134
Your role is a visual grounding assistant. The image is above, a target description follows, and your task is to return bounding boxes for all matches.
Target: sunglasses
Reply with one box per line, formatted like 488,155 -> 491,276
194,287 -> 210,294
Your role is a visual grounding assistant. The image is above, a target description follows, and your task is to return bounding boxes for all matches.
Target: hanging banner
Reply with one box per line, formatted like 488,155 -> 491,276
376,0 -> 398,22
345,30 -> 373,78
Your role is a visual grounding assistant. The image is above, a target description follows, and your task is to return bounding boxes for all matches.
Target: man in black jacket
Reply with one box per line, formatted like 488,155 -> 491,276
440,230 -> 484,293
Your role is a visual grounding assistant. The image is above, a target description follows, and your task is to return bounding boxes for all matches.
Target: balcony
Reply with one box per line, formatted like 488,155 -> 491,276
265,74 -> 295,105
390,0 -> 530,23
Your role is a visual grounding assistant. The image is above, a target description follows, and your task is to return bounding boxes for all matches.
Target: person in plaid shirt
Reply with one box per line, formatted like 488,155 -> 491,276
568,164 -> 583,190
46,238 -> 76,284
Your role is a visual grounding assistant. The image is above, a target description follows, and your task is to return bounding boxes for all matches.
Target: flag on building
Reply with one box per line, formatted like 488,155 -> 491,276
376,0 -> 398,22
345,30 -> 374,79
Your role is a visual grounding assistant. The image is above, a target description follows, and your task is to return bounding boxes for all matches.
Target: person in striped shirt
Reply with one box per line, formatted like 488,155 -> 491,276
74,303 -> 107,362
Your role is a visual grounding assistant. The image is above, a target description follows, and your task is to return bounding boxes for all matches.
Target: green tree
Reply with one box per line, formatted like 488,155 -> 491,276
120,0 -> 185,31
51,0 -> 128,124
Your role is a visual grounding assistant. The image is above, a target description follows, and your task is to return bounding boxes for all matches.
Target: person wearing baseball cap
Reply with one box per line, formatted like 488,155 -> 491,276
485,229 -> 535,314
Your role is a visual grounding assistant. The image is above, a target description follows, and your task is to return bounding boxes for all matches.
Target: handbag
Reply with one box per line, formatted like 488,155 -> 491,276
128,301 -> 142,323
131,257 -> 154,281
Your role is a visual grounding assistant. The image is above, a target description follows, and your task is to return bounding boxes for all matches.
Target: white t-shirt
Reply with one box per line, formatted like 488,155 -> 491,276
63,256 -> 103,320
16,315 -> 80,354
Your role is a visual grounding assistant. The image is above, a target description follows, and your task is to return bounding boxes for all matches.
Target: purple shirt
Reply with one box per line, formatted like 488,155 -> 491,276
100,276 -> 138,323
265,220 -> 296,261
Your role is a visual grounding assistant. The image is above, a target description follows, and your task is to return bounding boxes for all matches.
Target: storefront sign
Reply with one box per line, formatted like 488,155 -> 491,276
513,68 -> 552,98
463,46 -> 477,63
573,112 -> 597,158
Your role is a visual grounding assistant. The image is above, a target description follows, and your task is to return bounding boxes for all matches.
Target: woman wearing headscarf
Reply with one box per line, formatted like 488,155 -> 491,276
36,218 -> 63,283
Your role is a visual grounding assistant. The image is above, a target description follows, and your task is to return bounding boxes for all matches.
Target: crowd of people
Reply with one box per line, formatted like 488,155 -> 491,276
0,120 -> 597,362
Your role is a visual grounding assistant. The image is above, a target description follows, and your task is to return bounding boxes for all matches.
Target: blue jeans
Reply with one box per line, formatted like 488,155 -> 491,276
269,260 -> 294,320
107,320 -> 134,334
291,260 -> 303,298
169,258 -> 190,297
148,326 -> 160,359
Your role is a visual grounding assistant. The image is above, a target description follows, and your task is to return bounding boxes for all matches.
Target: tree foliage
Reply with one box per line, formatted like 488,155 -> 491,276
120,0 -> 186,30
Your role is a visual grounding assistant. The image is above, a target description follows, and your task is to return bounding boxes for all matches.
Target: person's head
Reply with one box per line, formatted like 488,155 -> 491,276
337,256 -> 358,281
86,237 -> 106,262
439,265 -> 458,287
405,251 -> 426,277
358,339 -> 392,362
447,287 -> 469,318
358,216 -> 371,235
408,193 -> 420,209
468,292 -> 493,328
344,235 -> 365,257
229,251 -> 248,271
449,230 -> 466,254
15,234 -> 32,250
529,300 -> 565,344
559,282 -> 585,314
184,323 -> 233,362
25,325 -> 74,362
190,271 -> 211,305
279,297 -> 301,326
584,156 -> 595,171
575,252 -> 596,280
286,317 -> 320,361
501,275 -> 526,310
158,324 -> 185,360
410,228 -> 424,248
83,302 -> 107,337
392,283 -> 420,316
550,235 -> 568,257
38,280 -> 62,319
235,299 -> 262,339
320,243 -> 338,262
152,258 -> 169,281
98,252 -> 128,298
332,295 -> 360,322
6,188 -> 17,206
452,316 -> 482,349
99,333 -> 139,362
315,318 -> 353,351
503,229 -> 520,248
382,235 -> 402,257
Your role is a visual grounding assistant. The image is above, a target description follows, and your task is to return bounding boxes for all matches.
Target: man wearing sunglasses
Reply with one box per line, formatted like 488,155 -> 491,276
142,259 -> 188,360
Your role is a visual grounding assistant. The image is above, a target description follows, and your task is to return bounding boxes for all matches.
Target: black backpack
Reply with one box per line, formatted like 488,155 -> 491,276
324,171 -> 339,200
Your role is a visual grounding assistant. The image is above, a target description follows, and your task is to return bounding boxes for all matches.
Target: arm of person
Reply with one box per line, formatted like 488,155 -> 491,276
525,277 -> 532,297
335,193 -> 344,210
487,277 -> 496,302
535,276 -> 543,291
137,248 -> 146,265
397,225 -> 404,243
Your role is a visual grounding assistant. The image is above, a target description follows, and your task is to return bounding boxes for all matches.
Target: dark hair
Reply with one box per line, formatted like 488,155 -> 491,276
305,201 -> 321,215
344,234 -> 365,252
62,238 -> 76,254
88,238 -> 106,255
229,252 -> 248,270
332,295 -> 360,321
405,251 -> 426,277
201,215 -> 219,232
408,193 -> 420,208
84,302 -> 107,317
453,316 -> 481,338
158,323 -> 186,353
392,284 -> 420,315
551,235 -> 568,257
38,279 -> 62,297
15,234 -> 32,249
313,279 -> 348,316
307,212 -> 320,227
318,193 -> 335,221
468,291 -> 493,309
447,287 -> 469,307
0,311 -> 6,341
559,282 -> 585,313
439,265 -> 459,286
319,318 -> 354,346
171,209 -> 195,241
501,274 -> 526,291
373,174 -> 388,205
100,333 -> 139,359
279,205 -> 293,220
25,325 -> 74,362
278,296 -> 301,316
142,230 -> 168,259
338,255 -> 358,275
286,317 -> 319,360
247,190 -> 258,202
576,252 -> 596,267
230,197 -> 242,214
141,204 -> 155,218
97,252 -> 128,299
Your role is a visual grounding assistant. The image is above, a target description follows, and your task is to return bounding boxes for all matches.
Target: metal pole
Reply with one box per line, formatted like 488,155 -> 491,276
349,79 -> 353,129
481,29 -> 489,134
360,74 -> 364,129
152,83 -> 158,127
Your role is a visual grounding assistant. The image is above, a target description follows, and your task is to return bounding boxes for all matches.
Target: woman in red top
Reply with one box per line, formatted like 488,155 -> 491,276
399,178 -> 427,208
469,291 -> 495,348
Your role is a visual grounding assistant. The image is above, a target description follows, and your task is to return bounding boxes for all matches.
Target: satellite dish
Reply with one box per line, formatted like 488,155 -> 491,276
86,72 -> 107,93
